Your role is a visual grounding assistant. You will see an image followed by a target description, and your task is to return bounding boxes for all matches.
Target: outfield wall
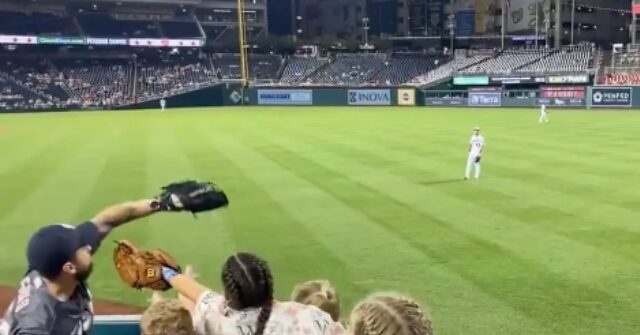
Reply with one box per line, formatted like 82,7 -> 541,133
3,85 -> 640,112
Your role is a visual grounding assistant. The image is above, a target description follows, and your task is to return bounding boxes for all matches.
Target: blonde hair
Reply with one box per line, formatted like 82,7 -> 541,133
291,279 -> 341,321
140,298 -> 195,335
348,293 -> 433,335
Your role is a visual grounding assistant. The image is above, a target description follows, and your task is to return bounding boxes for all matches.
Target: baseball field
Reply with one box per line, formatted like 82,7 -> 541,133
0,106 -> 639,334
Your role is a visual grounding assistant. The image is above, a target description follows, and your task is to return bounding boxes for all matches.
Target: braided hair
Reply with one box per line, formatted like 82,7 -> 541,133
349,293 -> 433,335
221,253 -> 274,335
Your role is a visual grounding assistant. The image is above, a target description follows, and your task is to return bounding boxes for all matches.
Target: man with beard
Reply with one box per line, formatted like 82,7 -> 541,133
0,199 -> 165,335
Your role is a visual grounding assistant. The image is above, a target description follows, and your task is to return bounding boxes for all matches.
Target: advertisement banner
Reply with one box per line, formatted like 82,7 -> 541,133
590,87 -> 632,107
86,38 -> 110,45
38,36 -> 85,45
547,74 -> 589,84
537,98 -> 585,107
129,38 -> 204,47
348,89 -> 391,105
424,97 -> 468,106
453,75 -> 489,85
540,86 -> 585,98
490,75 -> 546,85
257,89 -> 313,105
0,35 -> 37,44
469,92 -> 501,106
397,88 -> 416,106
108,38 -> 128,46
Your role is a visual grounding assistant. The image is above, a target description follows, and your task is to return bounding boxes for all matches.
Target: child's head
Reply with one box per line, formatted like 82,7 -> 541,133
291,279 -> 340,321
348,293 -> 433,335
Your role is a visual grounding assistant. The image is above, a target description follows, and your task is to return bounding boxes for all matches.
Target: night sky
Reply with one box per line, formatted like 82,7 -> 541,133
267,0 -> 292,35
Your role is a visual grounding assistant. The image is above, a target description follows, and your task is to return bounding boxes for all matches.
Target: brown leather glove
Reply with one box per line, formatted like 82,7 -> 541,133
113,240 -> 181,291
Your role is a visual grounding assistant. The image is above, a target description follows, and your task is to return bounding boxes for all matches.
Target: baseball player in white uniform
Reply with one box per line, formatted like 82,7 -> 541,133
539,104 -> 549,123
160,98 -> 166,112
465,127 -> 485,180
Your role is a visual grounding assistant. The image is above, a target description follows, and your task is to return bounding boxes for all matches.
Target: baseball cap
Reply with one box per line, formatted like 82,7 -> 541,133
26,223 -> 99,279
474,126 -> 480,131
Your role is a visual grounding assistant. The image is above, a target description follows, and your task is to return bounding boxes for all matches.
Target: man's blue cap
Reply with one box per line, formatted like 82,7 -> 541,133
26,223 -> 100,279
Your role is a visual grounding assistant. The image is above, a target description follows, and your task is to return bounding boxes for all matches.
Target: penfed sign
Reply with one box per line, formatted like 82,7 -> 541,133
348,89 -> 391,105
589,87 -> 632,107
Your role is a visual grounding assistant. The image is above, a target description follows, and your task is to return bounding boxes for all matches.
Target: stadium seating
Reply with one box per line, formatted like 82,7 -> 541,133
408,55 -> 490,86
0,76 -> 57,111
136,58 -> 215,100
54,59 -> 134,107
518,45 -> 593,73
307,54 -> 386,86
279,56 -> 329,84
460,49 -> 550,74
370,53 -> 446,86
212,54 -> 282,80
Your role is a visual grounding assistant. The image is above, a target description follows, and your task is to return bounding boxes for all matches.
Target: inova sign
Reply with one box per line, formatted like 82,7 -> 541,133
348,89 -> 392,105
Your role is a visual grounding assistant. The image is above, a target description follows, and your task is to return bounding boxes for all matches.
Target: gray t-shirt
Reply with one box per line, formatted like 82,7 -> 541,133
0,222 -> 102,335
0,271 -> 93,335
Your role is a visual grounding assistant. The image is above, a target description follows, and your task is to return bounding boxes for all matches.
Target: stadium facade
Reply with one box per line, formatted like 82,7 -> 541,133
296,0 -> 632,47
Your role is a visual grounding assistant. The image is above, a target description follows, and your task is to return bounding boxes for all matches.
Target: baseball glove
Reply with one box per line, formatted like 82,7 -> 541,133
157,180 -> 229,214
474,156 -> 482,163
113,240 -> 181,291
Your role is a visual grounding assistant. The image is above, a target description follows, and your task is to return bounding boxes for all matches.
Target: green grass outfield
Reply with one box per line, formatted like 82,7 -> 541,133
1,106 -> 639,334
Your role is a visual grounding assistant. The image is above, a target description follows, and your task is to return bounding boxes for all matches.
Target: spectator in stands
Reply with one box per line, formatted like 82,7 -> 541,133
348,293 -> 433,335
162,253 -> 344,335
291,279 -> 340,322
141,292 -> 195,335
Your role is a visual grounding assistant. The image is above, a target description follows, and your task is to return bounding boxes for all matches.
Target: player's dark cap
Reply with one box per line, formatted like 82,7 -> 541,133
26,223 -> 100,278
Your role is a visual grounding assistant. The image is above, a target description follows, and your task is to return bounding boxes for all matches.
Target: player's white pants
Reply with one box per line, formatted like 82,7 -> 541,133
539,111 -> 548,123
465,154 -> 481,179
161,105 -> 165,112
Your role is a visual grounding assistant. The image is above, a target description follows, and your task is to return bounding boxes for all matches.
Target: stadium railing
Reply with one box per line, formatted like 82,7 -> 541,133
93,315 -> 140,335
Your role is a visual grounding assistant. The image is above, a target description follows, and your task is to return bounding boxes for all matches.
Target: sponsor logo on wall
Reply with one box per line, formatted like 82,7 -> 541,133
397,89 -> 416,106
468,92 -> 501,107
590,87 -> 632,107
257,89 -> 313,105
348,89 -> 391,105
547,74 -> 589,84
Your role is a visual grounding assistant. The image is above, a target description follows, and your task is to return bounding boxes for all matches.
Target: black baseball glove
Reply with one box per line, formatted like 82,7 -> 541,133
474,156 -> 482,163
157,180 -> 229,214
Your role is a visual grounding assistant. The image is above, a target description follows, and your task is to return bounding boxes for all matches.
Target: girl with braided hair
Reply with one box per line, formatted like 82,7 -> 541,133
348,293 -> 434,335
160,252 -> 344,335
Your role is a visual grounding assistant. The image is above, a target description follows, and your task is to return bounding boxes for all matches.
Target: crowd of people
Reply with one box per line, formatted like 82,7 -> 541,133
0,45 -> 601,111
0,189 -> 434,335
139,255 -> 434,335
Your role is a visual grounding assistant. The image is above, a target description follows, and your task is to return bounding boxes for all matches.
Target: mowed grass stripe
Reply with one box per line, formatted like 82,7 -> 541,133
71,117 -> 155,306
487,146 -> 639,212
0,124 -> 119,283
294,129 -> 640,291
242,135 -> 547,335
303,123 -> 640,234
255,131 -> 639,334
287,126 -> 640,276
0,120 -> 72,176
181,122 -> 372,303
264,130 -> 639,300
0,124 -> 88,225
203,129 -> 536,329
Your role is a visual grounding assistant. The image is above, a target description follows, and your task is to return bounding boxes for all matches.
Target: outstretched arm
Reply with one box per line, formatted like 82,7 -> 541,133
165,271 -> 213,304
91,199 -> 160,237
